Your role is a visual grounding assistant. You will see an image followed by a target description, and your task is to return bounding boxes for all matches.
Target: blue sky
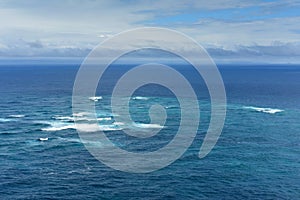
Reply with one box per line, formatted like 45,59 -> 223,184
0,0 -> 299,63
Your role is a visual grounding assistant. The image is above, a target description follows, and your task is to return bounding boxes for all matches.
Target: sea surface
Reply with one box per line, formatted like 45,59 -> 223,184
0,62 -> 299,199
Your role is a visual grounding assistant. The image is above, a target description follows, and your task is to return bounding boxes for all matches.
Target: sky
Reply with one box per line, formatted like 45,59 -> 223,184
0,0 -> 299,64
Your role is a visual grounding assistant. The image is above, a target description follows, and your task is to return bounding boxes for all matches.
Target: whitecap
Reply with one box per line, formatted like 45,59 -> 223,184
9,114 -> 25,118
41,121 -> 122,132
133,123 -> 164,129
38,120 -> 75,131
38,137 -> 48,141
41,123 -> 75,131
97,117 -> 112,121
165,105 -> 178,109
99,124 -> 123,131
243,106 -> 284,114
34,120 -> 53,125
0,118 -> 15,122
40,115 -> 120,132
88,96 -> 103,102
76,123 -> 122,132
73,112 -> 91,117
57,116 -> 112,122
53,116 -> 75,121
132,96 -> 149,100
78,117 -> 112,122
113,121 -> 125,126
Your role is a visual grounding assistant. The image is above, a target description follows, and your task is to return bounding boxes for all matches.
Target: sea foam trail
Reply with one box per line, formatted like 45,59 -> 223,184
243,106 -> 284,114
53,116 -> 75,121
0,118 -> 16,122
73,112 -> 91,117
40,121 -> 75,131
53,115 -> 112,122
76,123 -> 122,132
133,123 -> 164,129
40,120 -> 122,132
132,96 -> 149,100
9,114 -> 25,118
88,96 -> 103,102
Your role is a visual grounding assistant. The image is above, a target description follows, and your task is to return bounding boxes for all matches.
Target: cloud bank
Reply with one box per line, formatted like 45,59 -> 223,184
0,0 -> 299,63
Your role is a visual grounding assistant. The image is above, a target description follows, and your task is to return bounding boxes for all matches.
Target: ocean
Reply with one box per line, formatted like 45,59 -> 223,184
0,63 -> 299,199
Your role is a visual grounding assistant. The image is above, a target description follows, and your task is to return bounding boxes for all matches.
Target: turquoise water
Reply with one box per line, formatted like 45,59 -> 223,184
0,64 -> 299,199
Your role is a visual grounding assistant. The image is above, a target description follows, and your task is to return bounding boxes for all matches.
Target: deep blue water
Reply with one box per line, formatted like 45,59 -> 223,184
0,63 -> 299,199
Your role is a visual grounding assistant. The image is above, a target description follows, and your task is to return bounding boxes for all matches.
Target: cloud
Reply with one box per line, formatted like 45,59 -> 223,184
206,42 -> 300,63
0,0 -> 299,63
0,39 -> 91,57
26,40 -> 43,48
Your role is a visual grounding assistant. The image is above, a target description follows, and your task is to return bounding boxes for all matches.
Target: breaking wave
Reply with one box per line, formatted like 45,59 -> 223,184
9,114 -> 25,118
133,123 -> 164,129
132,96 -> 149,100
243,106 -> 284,114
53,115 -> 112,122
88,96 -> 103,102
0,118 -> 16,122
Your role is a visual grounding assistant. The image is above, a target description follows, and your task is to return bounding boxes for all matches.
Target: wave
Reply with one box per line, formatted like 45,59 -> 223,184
53,115 -> 112,122
75,123 -> 99,132
0,118 -> 16,122
133,123 -> 164,129
243,106 -> 284,114
57,137 -> 117,150
76,123 -> 122,132
165,105 -> 178,109
9,114 -> 25,118
113,122 -> 125,126
132,96 -> 149,100
40,120 -> 121,132
73,112 -> 91,117
52,120 -> 163,131
56,136 -> 81,143
97,117 -> 112,121
53,116 -> 75,121
88,96 -> 103,102
56,137 -> 111,147
99,124 -> 122,131
38,137 -> 48,141
41,121 -> 75,131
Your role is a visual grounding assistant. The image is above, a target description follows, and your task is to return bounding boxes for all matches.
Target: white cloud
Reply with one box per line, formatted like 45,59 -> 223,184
0,0 -> 299,63
207,42 -> 300,63
175,16 -> 300,46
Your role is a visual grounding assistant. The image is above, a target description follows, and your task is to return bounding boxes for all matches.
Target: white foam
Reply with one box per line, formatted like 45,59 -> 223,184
53,116 -> 75,121
76,123 -> 122,132
0,118 -> 15,122
38,137 -> 48,141
99,124 -> 122,131
75,123 -> 99,132
73,112 -> 91,117
165,105 -> 178,109
54,115 -> 112,122
132,96 -> 149,100
113,122 -> 125,126
34,120 -> 53,125
133,123 -> 164,129
38,120 -> 75,131
97,117 -> 112,121
9,114 -> 25,118
243,106 -> 284,114
88,96 -> 103,102
41,119 -> 121,132
41,122 -> 75,131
